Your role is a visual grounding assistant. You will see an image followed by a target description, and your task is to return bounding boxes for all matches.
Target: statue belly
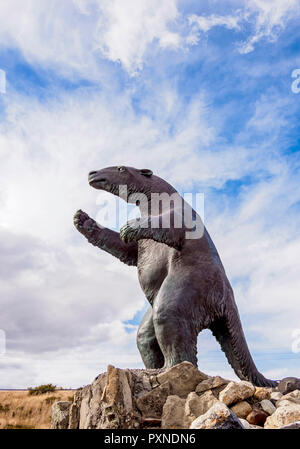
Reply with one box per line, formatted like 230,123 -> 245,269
137,240 -> 169,303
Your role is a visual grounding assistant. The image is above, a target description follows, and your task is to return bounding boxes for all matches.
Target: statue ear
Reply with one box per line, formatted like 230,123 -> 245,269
140,168 -> 153,177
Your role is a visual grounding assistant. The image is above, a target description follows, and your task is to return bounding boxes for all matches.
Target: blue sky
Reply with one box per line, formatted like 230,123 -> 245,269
1,0 -> 300,388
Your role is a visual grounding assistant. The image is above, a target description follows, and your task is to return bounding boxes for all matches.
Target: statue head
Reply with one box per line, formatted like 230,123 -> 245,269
88,165 -> 176,203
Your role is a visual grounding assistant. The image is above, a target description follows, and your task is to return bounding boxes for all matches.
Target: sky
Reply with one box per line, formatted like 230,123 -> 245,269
0,0 -> 300,388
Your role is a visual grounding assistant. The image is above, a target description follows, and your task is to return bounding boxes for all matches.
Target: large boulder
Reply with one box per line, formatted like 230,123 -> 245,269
246,409 -> 268,426
270,391 -> 283,403
69,390 -> 82,429
260,399 -> 276,416
277,377 -> 300,395
276,389 -> 300,406
195,376 -> 229,394
161,395 -> 186,429
136,381 -> 171,419
156,362 -> 207,398
190,401 -> 243,429
72,365 -> 145,429
230,401 -> 252,419
264,402 -> 300,429
253,387 -> 271,401
78,371 -> 107,428
51,401 -> 72,429
219,381 -> 255,406
184,391 -> 218,426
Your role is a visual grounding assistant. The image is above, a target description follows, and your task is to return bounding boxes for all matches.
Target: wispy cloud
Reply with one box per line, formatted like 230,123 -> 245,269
187,11 -> 242,46
239,0 -> 300,54
92,0 -> 181,73
186,0 -> 300,55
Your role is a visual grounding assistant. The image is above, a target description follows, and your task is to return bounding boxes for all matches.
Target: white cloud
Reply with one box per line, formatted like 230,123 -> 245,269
187,12 -> 241,46
239,0 -> 300,54
0,0 -> 182,76
0,0 -> 298,78
0,0 -> 97,77
188,13 -> 241,33
186,0 -> 300,54
93,0 -> 181,73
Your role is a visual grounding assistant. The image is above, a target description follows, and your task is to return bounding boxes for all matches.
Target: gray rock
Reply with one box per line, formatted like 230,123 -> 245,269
76,365 -> 139,429
67,365 -> 167,429
195,376 -> 229,394
246,409 -> 268,426
277,377 -> 300,395
51,401 -> 72,429
230,401 -> 252,419
279,421 -> 300,429
131,369 -> 158,397
253,387 -> 271,401
270,391 -> 283,403
264,402 -> 300,429
219,381 -> 255,406
97,365 -> 135,429
136,381 -> 171,418
184,391 -> 218,426
68,390 -> 82,429
78,385 -> 93,429
277,389 -> 300,406
190,401 -> 244,429
161,395 -> 186,429
260,399 -> 276,415
156,362 -> 207,398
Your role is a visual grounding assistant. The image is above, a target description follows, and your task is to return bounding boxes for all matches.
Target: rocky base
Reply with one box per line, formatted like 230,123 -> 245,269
51,362 -> 300,429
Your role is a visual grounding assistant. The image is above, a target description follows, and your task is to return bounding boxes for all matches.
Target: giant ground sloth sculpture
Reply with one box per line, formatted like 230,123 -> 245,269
74,165 -> 277,387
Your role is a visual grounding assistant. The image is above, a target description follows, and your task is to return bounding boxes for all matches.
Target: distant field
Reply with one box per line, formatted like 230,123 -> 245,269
0,390 -> 75,429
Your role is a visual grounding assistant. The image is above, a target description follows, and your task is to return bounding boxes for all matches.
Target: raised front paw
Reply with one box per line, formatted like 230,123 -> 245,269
73,209 -> 99,239
120,218 -> 142,244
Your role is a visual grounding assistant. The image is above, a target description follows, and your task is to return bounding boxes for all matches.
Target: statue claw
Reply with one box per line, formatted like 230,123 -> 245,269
120,219 -> 141,244
74,210 -> 97,235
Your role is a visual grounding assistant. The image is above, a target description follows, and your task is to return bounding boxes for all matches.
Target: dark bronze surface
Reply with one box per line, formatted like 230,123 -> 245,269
74,166 -> 277,387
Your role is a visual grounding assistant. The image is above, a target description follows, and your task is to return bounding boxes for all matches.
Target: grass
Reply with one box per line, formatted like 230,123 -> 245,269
0,390 -> 74,429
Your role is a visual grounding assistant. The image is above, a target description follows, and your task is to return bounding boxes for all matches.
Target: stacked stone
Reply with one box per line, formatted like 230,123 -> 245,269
51,362 -> 300,430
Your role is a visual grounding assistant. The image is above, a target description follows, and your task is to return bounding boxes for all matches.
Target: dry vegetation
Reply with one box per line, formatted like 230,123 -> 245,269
0,390 -> 74,429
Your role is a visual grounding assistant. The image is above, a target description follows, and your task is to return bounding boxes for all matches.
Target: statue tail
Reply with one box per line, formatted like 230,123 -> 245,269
210,306 -> 277,388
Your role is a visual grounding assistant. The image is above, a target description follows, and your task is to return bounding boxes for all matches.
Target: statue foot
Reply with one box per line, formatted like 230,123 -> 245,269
73,209 -> 101,243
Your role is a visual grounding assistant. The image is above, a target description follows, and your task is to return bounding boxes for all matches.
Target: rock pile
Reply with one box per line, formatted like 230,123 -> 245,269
51,362 -> 300,429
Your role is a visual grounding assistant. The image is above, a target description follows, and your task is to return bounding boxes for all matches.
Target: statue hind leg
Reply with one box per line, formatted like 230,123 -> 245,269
152,282 -> 199,368
137,306 -> 164,369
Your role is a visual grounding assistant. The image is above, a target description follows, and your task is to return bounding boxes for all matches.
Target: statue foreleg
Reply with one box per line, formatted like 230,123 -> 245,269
74,209 -> 138,266
119,214 -> 186,251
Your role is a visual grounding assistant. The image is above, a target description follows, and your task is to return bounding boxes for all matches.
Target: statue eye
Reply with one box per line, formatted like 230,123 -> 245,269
117,166 -> 125,172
